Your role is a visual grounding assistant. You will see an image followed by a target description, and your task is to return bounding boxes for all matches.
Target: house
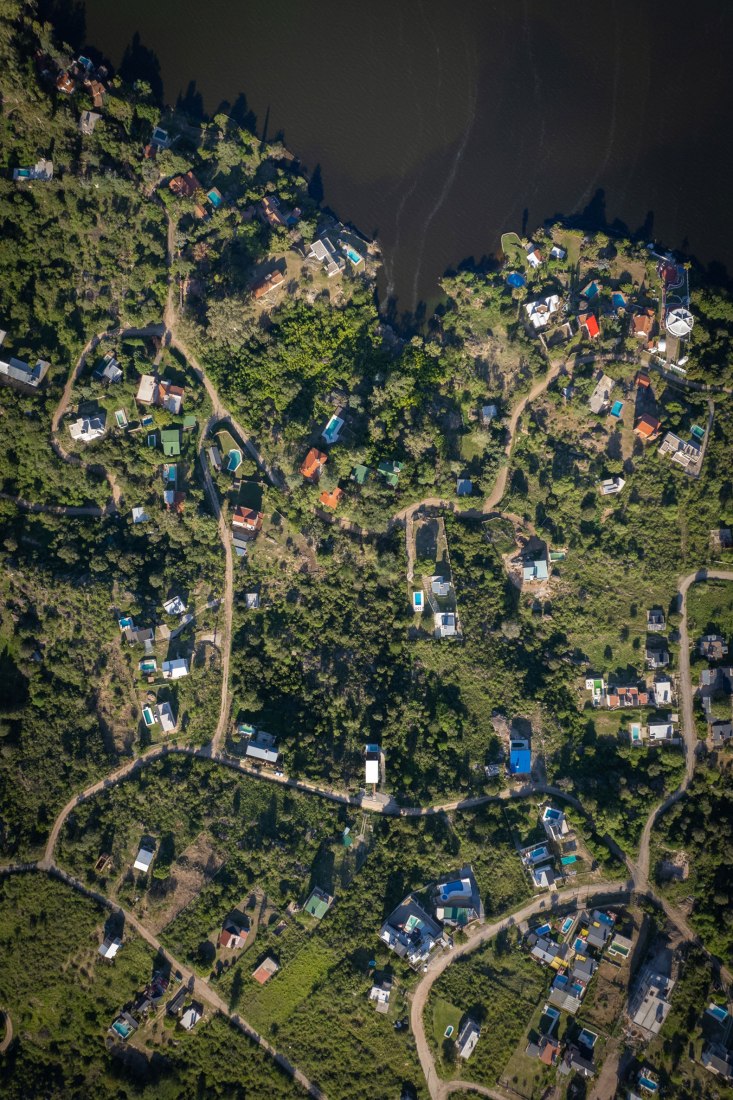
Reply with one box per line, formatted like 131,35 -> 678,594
600,476 -> 625,495
589,374 -> 614,414
261,195 -> 286,227
162,658 -> 189,680
541,805 -> 570,842
607,932 -> 634,960
156,702 -> 176,733
369,979 -> 392,1013
132,507 -> 149,524
526,1035 -> 560,1065
456,1018 -> 481,1060
431,576 -> 452,598
252,956 -> 280,984
631,309 -> 655,343
528,934 -> 567,968
164,490 -> 186,514
169,171 -> 203,198
548,972 -> 586,1015
582,313 -> 600,339
219,917 -> 249,950
522,556 -> 549,583
629,968 -> 675,1036
379,896 -> 443,969
647,718 -> 677,742
163,596 -> 187,616
180,1002 -> 203,1030
585,677 -> 606,706
13,158 -> 54,181
94,353 -> 122,384
245,592 -> 260,610
364,743 -> 381,786
701,1045 -> 733,1080
524,295 -> 560,330
308,237 -> 345,277
646,645 -> 670,670
550,245 -> 567,261
526,244 -> 542,269
659,431 -> 702,469
456,478 -> 472,496
252,271 -> 284,300
80,109 -> 102,134
56,71 -> 76,94
133,846 -> 155,873
559,1045 -> 596,1078
509,738 -> 531,776
635,414 -> 662,442
160,428 -> 181,457
68,415 -> 106,442
647,608 -> 666,632
86,79 -> 106,108
319,487 -> 343,509
0,355 -> 50,389
304,886 -> 333,919
158,381 -> 184,415
232,507 -> 263,536
434,613 -> 457,638
99,937 -> 122,959
377,460 -> 402,487
606,685 -> 649,708
136,374 -> 157,404
651,678 -> 673,705
351,463 -> 370,485
699,635 -> 729,661
300,448 -> 327,480
245,731 -> 279,765
433,866 -> 482,927
532,865 -> 555,890
710,719 -> 733,746
207,446 -> 222,472
481,404 -> 498,425
585,910 -> 615,950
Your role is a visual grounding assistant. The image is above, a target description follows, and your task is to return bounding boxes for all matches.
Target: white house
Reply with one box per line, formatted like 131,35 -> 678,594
163,596 -> 187,616
135,374 -> 157,404
156,701 -> 176,733
526,245 -> 542,269
647,719 -> 676,742
308,237 -> 345,277
456,1018 -> 481,1059
434,613 -> 457,638
131,507 -> 149,524
524,295 -> 560,330
365,744 -> 380,785
98,937 -> 122,959
180,1003 -> 203,1030
162,658 -> 189,680
600,477 -> 625,496
133,847 -> 155,873
68,416 -> 106,442
652,679 -> 673,705
550,245 -> 567,260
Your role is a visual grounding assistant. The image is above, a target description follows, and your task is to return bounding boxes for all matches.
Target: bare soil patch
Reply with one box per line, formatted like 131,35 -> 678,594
149,833 -> 224,934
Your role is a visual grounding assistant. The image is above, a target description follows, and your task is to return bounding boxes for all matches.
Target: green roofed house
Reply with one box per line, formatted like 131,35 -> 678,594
304,885 -> 333,919
351,463 -> 370,485
183,414 -> 197,432
378,460 -> 402,487
161,428 -> 181,457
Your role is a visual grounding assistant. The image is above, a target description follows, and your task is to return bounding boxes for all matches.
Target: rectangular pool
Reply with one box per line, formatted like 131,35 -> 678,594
560,917 -> 574,934
561,855 -> 577,865
611,400 -> 624,417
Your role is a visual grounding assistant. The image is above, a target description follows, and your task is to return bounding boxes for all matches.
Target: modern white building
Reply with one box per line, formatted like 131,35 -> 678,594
133,846 -> 155,873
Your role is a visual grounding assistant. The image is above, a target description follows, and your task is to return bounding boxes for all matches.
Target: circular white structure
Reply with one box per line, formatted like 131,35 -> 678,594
666,307 -> 694,338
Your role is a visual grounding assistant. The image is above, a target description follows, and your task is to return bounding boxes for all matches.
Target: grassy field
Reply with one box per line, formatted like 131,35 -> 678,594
686,579 -> 733,644
432,996 -> 463,1044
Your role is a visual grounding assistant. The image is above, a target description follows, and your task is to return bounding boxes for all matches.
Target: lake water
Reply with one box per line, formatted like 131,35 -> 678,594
79,0 -> 733,316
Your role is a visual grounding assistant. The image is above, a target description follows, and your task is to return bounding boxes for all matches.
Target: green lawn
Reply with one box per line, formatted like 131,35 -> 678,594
432,996 -> 463,1044
686,579 -> 733,643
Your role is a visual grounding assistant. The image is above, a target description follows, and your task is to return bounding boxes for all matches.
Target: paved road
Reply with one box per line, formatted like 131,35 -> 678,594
411,882 -> 632,1100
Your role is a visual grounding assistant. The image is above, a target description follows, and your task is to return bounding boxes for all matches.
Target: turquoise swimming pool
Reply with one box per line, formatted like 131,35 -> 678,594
227,448 -> 242,472
611,400 -> 624,417
346,246 -> 363,265
561,855 -> 577,865
112,1019 -> 133,1039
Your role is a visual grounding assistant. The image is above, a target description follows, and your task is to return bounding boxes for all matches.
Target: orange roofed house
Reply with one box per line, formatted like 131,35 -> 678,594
300,448 -> 327,481
169,171 -> 203,198
232,506 -> 263,537
631,309 -> 655,344
252,271 -> 284,300
582,313 -> 600,339
634,414 -> 661,442
252,956 -> 279,984
319,487 -> 343,510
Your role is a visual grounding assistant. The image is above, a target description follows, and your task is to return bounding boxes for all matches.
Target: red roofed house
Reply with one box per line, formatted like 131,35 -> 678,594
261,196 -> 286,227
252,271 -> 284,300
319,488 -> 343,510
607,685 -> 649,709
252,956 -> 279,984
631,310 -> 655,343
218,917 -> 248,950
300,448 -> 327,481
232,507 -> 263,535
169,171 -> 203,198
636,370 -> 651,389
582,314 -> 600,340
56,72 -> 76,95
634,414 -> 661,441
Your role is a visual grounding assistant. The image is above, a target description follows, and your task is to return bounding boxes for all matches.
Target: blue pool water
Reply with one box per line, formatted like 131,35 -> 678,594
639,1077 -> 657,1092
708,1004 -> 729,1022
535,923 -> 551,936
414,591 -> 423,608
440,880 -> 463,901
561,855 -> 577,865
691,425 -> 705,440
611,400 -> 624,417
583,281 -> 599,299
506,272 -> 525,288
322,415 -> 344,443
207,188 -> 223,208
112,1020 -> 132,1038
561,917 -> 574,934
227,449 -> 242,472
119,616 -> 133,629
346,246 -> 363,265
612,292 -> 626,309
544,807 -> 562,821
574,937 -> 586,952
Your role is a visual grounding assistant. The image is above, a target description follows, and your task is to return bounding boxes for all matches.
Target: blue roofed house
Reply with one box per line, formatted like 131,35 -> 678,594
509,738 -> 532,776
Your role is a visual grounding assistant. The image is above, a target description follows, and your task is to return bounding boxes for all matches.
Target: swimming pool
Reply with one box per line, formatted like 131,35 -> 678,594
440,880 -> 464,902
345,246 -> 363,265
612,292 -> 626,309
227,448 -> 242,472
708,1003 -> 729,1022
691,425 -> 705,440
631,723 -> 642,743
142,706 -> 155,727
506,272 -> 525,288
638,1076 -> 658,1092
583,281 -> 599,299
112,1019 -> 133,1039
207,188 -> 223,208
561,917 -> 574,934
561,855 -> 577,865
119,616 -> 133,629
611,400 -> 624,417
528,846 -> 550,863
535,923 -> 551,937
444,1025 -> 454,1038
574,937 -> 586,953
322,415 -> 344,444
413,591 -> 424,610
543,807 -> 562,821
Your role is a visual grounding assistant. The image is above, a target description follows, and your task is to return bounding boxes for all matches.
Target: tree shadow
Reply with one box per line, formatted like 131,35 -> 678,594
119,33 -> 163,102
